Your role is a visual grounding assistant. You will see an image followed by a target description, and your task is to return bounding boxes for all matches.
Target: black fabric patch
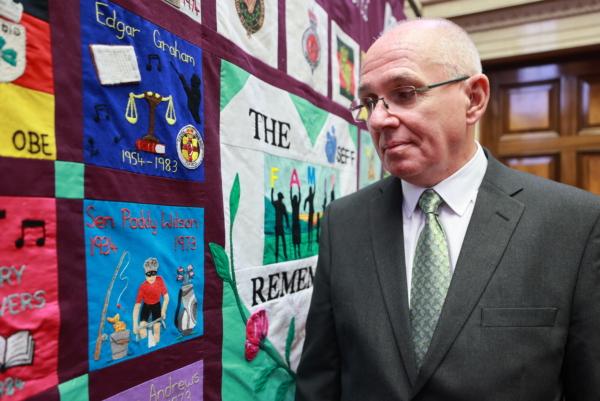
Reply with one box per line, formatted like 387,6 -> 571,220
19,0 -> 49,22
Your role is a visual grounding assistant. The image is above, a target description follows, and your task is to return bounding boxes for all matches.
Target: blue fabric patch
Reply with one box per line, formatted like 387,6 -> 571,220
84,199 -> 205,371
81,0 -> 205,182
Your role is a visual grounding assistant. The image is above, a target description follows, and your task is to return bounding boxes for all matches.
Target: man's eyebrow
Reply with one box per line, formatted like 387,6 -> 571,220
358,74 -> 421,96
358,83 -> 372,97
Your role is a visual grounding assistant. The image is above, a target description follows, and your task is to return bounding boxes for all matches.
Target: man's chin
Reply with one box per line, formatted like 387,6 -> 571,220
384,161 -> 416,179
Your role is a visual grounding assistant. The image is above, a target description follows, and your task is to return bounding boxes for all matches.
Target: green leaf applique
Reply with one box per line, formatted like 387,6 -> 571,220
209,242 -> 231,283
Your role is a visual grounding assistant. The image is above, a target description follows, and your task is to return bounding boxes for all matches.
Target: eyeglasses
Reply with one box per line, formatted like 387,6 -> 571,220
350,75 -> 470,123
145,271 -> 158,277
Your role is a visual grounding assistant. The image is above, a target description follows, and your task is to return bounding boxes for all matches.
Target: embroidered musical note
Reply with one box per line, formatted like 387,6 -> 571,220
15,219 -> 46,248
146,54 -> 162,72
86,137 -> 99,157
93,104 -> 110,123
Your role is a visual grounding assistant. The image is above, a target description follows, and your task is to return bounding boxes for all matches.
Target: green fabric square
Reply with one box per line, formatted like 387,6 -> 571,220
55,161 -> 84,199
59,375 -> 89,401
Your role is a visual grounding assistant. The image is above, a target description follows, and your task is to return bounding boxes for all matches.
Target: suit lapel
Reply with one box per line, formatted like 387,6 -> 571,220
369,177 -> 418,386
412,157 -> 526,395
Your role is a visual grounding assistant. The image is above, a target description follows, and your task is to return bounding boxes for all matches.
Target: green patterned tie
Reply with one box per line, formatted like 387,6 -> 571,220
410,189 -> 451,370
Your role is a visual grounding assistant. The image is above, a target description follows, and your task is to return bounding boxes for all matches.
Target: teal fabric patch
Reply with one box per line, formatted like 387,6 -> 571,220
289,93 -> 329,147
348,125 -> 358,149
59,375 -> 89,401
220,60 -> 250,111
55,161 -> 84,199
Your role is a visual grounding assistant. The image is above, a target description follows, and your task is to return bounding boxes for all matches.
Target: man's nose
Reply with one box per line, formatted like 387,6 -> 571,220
368,99 -> 397,129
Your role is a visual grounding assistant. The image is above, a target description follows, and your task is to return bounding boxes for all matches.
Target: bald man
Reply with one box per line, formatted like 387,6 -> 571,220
296,18 -> 600,401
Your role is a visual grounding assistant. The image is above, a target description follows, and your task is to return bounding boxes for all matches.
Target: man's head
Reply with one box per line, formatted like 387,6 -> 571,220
358,18 -> 490,187
144,257 -> 159,284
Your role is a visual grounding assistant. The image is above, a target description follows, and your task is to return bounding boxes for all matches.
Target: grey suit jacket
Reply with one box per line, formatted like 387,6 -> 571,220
296,153 -> 600,401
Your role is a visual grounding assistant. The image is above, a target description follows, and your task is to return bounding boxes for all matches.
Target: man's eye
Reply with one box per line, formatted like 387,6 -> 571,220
363,98 -> 377,109
390,87 -> 416,103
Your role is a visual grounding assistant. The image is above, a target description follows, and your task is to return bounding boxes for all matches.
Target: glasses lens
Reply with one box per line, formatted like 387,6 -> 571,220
388,87 -> 417,105
145,271 -> 157,277
349,100 -> 369,122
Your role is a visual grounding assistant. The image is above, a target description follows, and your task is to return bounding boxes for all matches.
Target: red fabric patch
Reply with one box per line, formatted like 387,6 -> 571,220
12,13 -> 53,94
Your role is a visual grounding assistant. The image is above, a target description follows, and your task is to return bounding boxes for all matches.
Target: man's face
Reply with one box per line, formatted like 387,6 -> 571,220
145,271 -> 157,284
359,26 -> 476,187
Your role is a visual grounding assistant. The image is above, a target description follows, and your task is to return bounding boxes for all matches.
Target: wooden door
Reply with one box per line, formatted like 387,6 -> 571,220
481,56 -> 600,195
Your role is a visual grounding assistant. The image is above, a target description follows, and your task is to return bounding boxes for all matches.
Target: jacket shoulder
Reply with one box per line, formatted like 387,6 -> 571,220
328,176 -> 395,212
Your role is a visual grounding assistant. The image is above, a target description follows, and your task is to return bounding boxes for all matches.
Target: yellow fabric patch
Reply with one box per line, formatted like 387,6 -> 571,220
0,82 -> 55,160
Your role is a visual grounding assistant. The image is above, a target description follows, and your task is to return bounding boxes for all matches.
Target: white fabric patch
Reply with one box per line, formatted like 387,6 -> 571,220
220,67 -> 358,365
0,0 -> 23,23
285,1 -> 328,96
90,44 -> 142,86
0,19 -> 26,82
217,0 -> 278,68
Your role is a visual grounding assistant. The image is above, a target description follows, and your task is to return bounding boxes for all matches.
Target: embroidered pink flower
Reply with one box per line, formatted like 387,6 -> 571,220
245,309 -> 269,361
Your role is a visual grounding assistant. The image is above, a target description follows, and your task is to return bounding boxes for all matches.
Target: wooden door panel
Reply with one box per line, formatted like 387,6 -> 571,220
503,82 -> 558,133
504,155 -> 558,180
579,153 -> 600,195
579,76 -> 600,134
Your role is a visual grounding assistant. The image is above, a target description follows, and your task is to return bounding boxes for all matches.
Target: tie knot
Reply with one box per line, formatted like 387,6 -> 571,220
418,189 -> 443,214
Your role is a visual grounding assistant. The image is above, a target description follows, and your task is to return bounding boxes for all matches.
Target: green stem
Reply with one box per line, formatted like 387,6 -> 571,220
259,341 -> 296,379
229,220 -> 247,325
228,279 -> 248,326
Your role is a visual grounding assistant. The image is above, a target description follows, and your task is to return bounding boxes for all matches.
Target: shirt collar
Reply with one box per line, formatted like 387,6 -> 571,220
402,142 -> 488,218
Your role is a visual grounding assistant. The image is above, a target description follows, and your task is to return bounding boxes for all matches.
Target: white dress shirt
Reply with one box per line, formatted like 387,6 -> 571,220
402,143 -> 488,306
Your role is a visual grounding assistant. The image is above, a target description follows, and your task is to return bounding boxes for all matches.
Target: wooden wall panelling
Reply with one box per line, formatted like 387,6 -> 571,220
482,57 -> 600,190
504,154 -> 559,180
578,75 -> 600,134
579,152 -> 600,195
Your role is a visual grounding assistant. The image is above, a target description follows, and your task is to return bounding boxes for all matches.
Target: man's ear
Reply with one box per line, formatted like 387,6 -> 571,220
466,74 -> 490,125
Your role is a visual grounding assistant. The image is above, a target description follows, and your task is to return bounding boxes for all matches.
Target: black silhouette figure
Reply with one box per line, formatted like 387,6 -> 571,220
315,212 -> 321,243
330,187 -> 336,203
291,186 -> 302,259
271,188 -> 289,262
171,61 -> 202,124
303,185 -> 315,250
316,191 -> 328,245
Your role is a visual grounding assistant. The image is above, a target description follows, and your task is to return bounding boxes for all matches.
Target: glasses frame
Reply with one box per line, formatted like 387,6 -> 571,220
350,75 -> 470,123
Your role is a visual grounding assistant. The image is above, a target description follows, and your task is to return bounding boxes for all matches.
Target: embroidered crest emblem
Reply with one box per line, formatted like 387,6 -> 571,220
337,38 -> 355,101
301,9 -> 320,73
234,0 -> 265,36
176,124 -> 204,169
0,19 -> 25,82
